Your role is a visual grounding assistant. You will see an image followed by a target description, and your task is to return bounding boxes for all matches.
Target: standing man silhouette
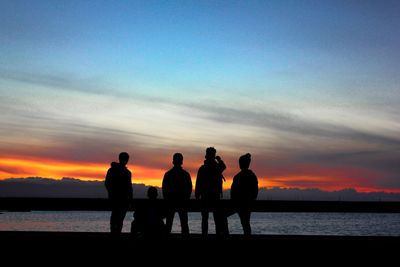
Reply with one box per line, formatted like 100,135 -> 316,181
231,153 -> 259,235
105,152 -> 133,235
162,153 -> 192,236
195,147 -> 228,237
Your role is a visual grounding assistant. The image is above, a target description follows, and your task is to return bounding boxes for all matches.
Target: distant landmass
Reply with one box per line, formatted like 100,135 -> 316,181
0,177 -> 150,199
1,177 -> 399,201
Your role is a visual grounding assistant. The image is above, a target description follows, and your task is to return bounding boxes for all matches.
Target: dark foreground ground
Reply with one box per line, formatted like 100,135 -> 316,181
1,231 -> 398,264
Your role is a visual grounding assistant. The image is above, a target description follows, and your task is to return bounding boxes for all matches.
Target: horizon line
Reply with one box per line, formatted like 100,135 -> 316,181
2,176 -> 400,194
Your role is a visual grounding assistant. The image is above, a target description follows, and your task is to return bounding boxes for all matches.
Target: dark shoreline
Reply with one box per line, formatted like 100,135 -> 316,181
1,197 -> 399,212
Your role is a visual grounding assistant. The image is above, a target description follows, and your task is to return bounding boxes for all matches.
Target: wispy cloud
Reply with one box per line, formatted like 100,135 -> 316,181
1,68 -> 400,191
0,68 -> 112,94
184,102 -> 400,147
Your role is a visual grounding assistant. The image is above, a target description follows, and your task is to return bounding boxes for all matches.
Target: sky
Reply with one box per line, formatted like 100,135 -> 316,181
1,0 -> 400,192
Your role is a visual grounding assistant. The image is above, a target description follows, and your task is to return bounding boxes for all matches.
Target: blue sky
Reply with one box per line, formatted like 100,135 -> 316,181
1,0 -> 400,191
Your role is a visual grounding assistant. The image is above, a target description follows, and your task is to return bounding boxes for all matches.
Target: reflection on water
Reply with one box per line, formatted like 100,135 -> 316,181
0,211 -> 399,236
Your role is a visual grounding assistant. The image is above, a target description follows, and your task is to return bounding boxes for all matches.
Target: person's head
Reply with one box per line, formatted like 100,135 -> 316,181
205,147 -> 216,160
172,153 -> 183,167
147,186 -> 158,200
239,153 -> 251,170
119,152 -> 130,166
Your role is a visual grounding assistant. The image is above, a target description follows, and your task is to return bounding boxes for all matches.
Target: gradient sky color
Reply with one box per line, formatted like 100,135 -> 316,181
1,0 -> 400,192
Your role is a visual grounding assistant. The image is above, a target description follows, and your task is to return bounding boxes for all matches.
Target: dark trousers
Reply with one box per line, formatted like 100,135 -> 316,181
238,209 -> 252,235
110,201 -> 129,234
200,200 -> 229,236
166,209 -> 189,235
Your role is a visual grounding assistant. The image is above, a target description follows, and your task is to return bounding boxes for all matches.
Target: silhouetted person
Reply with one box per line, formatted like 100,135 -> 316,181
105,152 -> 133,235
231,153 -> 259,235
162,153 -> 192,236
131,186 -> 167,238
195,147 -> 229,236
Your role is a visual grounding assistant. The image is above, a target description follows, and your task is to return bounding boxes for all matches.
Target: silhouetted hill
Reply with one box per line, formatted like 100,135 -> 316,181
254,187 -> 400,202
1,177 -> 399,201
0,177 -> 150,198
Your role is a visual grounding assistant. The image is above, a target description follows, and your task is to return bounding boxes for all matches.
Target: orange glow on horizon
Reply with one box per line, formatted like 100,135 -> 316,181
1,156 -> 399,193
0,156 -> 165,187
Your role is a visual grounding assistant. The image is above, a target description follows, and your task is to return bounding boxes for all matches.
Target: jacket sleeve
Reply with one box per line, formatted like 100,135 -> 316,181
230,175 -> 237,200
162,172 -> 169,199
186,172 -> 193,199
105,168 -> 112,193
127,172 -> 133,200
251,172 -> 259,200
195,168 -> 203,199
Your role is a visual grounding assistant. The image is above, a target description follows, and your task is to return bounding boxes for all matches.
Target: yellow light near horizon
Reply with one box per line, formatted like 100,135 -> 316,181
0,156 -> 165,186
2,156 -> 399,193
0,157 -> 279,190
0,157 -> 105,179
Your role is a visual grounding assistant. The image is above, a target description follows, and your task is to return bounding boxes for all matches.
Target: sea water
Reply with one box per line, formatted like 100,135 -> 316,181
0,211 -> 399,236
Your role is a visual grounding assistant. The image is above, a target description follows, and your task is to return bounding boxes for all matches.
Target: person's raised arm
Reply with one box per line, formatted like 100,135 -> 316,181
216,156 -> 226,172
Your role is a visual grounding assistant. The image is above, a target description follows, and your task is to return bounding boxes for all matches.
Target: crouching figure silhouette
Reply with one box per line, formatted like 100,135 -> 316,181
131,186 -> 167,238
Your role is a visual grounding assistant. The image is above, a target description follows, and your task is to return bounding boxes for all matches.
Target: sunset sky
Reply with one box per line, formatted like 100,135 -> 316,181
1,1 -> 399,192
